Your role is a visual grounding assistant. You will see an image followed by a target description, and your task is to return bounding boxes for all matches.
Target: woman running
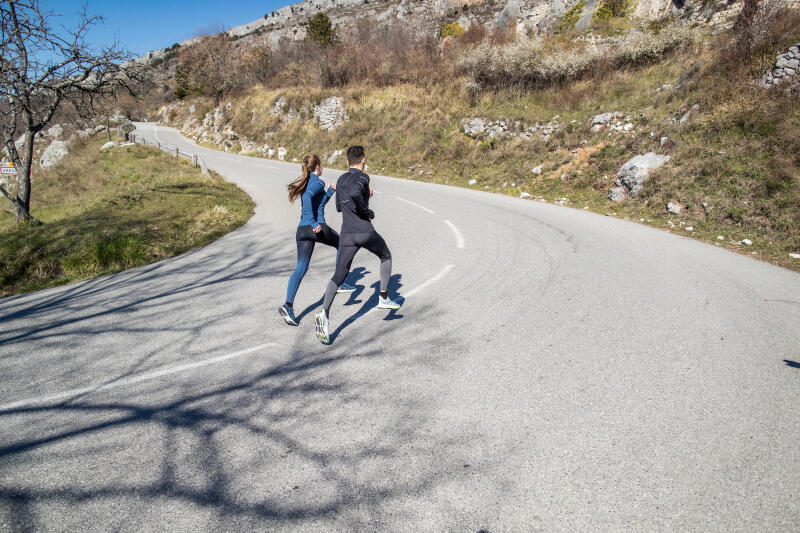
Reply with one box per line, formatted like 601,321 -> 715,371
280,154 -> 354,326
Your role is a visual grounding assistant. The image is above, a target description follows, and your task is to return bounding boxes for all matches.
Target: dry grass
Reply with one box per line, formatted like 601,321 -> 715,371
0,139 -> 254,296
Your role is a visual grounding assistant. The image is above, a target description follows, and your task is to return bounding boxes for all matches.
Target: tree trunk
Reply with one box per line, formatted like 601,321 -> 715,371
13,131 -> 39,224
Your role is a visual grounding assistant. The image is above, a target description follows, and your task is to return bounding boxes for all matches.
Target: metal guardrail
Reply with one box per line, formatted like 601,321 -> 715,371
129,131 -> 209,175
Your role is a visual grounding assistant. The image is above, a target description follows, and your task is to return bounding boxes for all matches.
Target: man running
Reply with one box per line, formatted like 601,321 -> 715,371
314,146 -> 401,343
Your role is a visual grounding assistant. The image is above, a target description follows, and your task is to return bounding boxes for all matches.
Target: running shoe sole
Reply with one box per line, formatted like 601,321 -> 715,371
314,313 -> 329,344
337,285 -> 356,293
377,300 -> 401,310
278,306 -> 298,326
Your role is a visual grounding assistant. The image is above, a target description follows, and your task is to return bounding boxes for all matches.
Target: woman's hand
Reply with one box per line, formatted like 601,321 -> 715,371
312,225 -> 322,233
329,182 -> 336,190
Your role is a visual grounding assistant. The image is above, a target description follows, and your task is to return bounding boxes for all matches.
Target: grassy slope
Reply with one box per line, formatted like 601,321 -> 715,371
0,139 -> 254,297
161,23 -> 800,271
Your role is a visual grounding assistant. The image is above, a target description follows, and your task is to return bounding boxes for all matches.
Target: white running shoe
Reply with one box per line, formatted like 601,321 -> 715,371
314,310 -> 330,343
377,296 -> 401,309
337,282 -> 356,293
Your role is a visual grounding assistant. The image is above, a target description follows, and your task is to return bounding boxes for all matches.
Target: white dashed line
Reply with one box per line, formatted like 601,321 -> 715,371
443,219 -> 465,249
404,264 -> 454,298
394,197 -> 434,214
0,343 -> 278,412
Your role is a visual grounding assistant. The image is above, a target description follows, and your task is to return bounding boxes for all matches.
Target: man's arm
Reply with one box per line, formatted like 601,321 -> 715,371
352,175 -> 374,220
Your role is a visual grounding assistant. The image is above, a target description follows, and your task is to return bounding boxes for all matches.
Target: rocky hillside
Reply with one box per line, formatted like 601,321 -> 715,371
140,0 -> 735,64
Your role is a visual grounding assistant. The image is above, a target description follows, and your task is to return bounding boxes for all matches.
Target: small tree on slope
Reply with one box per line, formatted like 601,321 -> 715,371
0,0 -> 140,224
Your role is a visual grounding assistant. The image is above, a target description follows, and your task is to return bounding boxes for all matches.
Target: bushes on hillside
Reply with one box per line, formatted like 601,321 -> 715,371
458,22 -> 695,89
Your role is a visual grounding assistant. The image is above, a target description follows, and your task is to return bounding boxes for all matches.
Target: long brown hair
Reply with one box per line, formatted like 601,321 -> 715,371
287,154 -> 322,203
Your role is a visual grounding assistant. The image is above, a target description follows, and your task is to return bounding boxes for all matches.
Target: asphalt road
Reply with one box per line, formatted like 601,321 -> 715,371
1,122 -> 799,531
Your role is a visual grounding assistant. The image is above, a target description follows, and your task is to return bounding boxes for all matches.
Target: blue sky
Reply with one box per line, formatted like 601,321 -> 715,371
41,1 -> 291,56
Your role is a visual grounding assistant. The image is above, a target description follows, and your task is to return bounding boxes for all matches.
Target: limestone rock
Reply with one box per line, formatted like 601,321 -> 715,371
616,152 -> 670,196
608,186 -> 628,202
40,140 -> 69,168
100,141 -> 117,151
667,201 -> 682,214
313,96 -> 348,131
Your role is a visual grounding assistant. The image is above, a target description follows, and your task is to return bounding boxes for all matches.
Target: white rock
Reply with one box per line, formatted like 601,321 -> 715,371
617,153 -> 670,196
685,226 -> 693,231
740,239 -> 753,245
789,253 -> 800,259
660,136 -> 668,147
46,124 -> 63,139
463,118 -> 486,137
39,140 -> 69,168
591,112 -> 621,125
327,149 -> 343,164
267,148 -> 275,158
623,123 -> 634,131
608,186 -> 627,202
277,147 -> 287,161
717,235 -> 725,241
468,178 -> 477,185
313,96 -> 348,132
100,141 -> 117,151
520,192 -> 531,198
667,201 -> 682,214
532,165 -> 542,175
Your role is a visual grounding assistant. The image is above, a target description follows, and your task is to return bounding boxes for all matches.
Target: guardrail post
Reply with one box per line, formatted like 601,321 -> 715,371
175,147 -> 179,158
192,154 -> 197,167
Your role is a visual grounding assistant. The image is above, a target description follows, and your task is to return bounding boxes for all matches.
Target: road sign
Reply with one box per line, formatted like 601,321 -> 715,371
1,166 -> 17,175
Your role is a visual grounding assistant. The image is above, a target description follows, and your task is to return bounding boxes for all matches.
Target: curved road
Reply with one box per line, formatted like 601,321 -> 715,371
1,122 -> 799,531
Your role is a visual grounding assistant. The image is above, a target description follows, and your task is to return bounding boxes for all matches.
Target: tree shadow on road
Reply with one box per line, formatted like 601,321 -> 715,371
0,298 -> 476,531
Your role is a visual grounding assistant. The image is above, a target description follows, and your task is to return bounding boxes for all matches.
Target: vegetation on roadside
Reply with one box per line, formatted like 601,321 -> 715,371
153,1 -> 800,270
0,140 -> 254,296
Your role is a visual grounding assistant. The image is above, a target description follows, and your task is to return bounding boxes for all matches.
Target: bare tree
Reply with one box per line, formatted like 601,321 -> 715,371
0,0 -> 141,224
175,33 -> 240,107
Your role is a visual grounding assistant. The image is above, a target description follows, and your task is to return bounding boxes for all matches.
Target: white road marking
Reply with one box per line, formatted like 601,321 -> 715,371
443,219 -> 465,249
153,127 -> 161,144
0,343 -> 278,412
394,197 -> 434,214
404,264 -> 454,298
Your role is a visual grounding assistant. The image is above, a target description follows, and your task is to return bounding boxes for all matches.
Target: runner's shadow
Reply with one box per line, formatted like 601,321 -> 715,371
328,274 -> 403,343
784,360 -> 800,369
293,268 -> 369,323
342,267 -> 369,306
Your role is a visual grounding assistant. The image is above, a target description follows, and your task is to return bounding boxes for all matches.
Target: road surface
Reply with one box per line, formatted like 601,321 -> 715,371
1,122 -> 799,531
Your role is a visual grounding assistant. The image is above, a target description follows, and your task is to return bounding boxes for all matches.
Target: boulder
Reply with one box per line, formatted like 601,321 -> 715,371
277,147 -> 287,161
468,178 -> 477,185
313,96 -> 348,132
532,165 -> 542,175
666,201 -> 682,214
327,149 -> 344,164
46,124 -> 63,139
591,112 -> 622,125
100,141 -> 117,151
616,152 -> 670,196
40,140 -> 69,168
608,186 -> 628,202
462,118 -> 486,137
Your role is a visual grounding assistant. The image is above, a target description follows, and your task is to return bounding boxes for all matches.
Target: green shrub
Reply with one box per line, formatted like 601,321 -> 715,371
308,12 -> 336,46
557,1 -> 586,34
440,22 -> 464,39
594,0 -> 637,21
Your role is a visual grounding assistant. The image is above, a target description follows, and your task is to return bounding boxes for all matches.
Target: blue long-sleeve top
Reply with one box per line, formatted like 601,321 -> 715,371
298,173 -> 335,229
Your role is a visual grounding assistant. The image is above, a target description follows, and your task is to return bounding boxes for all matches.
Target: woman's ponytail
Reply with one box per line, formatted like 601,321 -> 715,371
287,154 -> 321,203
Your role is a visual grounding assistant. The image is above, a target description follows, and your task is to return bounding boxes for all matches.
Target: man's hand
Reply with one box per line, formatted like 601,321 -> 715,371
312,225 -> 322,233
369,188 -> 374,197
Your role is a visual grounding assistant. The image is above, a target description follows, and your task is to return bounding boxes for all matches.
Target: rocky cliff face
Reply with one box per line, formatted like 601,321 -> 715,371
142,0 -> 691,63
